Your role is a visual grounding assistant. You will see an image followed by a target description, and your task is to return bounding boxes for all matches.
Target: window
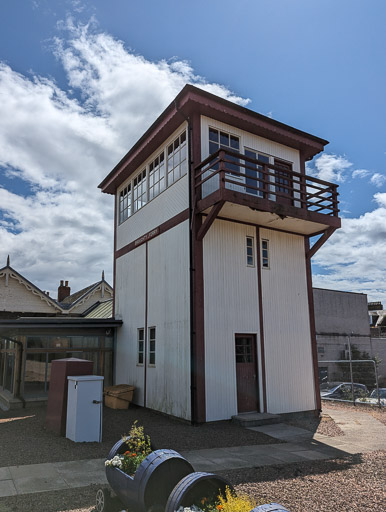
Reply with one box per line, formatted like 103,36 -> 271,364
133,169 -> 147,213
167,131 -> 187,186
149,152 -> 165,201
119,184 -> 131,223
148,327 -> 156,365
246,236 -> 254,267
261,239 -> 269,269
244,149 -> 269,197
137,328 -> 144,365
209,128 -> 240,174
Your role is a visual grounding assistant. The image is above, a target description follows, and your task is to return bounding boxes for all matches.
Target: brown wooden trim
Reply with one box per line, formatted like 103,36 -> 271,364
115,208 -> 189,260
306,227 -> 336,259
113,195 -> 117,318
144,243 -> 148,408
190,111 -> 206,423
196,201 -> 224,241
304,237 -> 321,411
256,227 -> 267,412
100,85 -> 328,194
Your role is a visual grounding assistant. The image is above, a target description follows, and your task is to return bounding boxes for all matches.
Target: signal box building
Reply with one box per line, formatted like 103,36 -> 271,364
99,85 -> 341,423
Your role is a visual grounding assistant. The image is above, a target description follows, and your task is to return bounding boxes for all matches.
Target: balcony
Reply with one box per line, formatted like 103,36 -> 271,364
194,149 -> 341,236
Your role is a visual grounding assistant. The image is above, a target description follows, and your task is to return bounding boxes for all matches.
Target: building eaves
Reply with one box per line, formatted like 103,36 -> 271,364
99,84 -> 329,195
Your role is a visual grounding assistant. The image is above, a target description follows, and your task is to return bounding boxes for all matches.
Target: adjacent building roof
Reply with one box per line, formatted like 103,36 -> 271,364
84,299 -> 113,319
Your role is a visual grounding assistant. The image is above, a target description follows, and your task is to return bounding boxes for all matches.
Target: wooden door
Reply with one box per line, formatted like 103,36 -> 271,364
235,334 -> 258,413
274,158 -> 293,205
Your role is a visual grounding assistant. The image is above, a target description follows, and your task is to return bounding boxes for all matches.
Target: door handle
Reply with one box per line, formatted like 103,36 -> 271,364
92,400 -> 102,404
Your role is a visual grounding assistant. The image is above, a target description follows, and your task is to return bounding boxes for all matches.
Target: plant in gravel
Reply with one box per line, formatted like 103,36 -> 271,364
105,421 -> 152,476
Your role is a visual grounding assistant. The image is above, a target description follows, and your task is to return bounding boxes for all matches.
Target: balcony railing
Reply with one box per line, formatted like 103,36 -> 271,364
195,149 -> 340,219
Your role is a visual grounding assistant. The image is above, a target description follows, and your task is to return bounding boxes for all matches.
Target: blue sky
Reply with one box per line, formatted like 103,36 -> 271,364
0,0 -> 385,301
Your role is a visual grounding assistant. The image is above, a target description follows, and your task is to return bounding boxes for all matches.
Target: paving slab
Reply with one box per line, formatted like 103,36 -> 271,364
0,467 -> 11,481
54,458 -> 107,488
0,479 -> 17,497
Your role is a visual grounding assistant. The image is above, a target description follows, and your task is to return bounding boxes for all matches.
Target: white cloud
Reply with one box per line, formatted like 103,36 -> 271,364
312,194 -> 386,303
0,20 -> 250,296
370,172 -> 386,188
352,169 -> 370,179
307,153 -> 352,183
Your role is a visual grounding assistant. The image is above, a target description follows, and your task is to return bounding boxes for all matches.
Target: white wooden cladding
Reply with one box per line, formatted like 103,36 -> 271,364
203,219 -> 262,421
200,115 -> 301,170
146,221 -> 191,420
116,174 -> 189,250
114,222 -> 191,420
0,274 -> 58,313
115,245 -> 147,406
260,228 -> 316,413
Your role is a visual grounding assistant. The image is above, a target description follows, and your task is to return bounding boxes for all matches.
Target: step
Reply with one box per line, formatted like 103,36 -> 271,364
232,412 -> 281,427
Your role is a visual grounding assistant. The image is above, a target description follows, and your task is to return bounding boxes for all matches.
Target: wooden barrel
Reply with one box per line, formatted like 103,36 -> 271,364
106,440 -> 194,512
250,504 -> 290,511
165,472 -> 234,512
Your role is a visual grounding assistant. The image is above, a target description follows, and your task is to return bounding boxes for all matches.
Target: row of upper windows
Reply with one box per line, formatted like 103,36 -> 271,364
119,131 -> 187,224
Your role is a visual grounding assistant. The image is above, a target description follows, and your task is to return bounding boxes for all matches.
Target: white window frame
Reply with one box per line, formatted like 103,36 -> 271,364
148,326 -> 156,367
261,239 -> 270,269
117,128 -> 187,225
137,328 -> 144,366
246,236 -> 255,267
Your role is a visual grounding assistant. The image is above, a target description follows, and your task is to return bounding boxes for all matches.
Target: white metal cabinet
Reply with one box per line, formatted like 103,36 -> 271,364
66,375 -> 104,442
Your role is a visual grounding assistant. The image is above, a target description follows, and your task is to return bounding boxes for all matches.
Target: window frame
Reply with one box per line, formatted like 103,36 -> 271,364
246,236 -> 255,267
137,328 -> 144,366
117,128 -> 187,225
261,239 -> 270,269
148,326 -> 156,367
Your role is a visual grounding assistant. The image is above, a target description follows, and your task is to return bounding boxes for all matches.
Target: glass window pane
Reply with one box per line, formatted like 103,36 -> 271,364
149,353 -> 155,365
180,131 -> 186,143
209,128 -> 218,142
220,132 -> 229,146
230,135 -> 239,149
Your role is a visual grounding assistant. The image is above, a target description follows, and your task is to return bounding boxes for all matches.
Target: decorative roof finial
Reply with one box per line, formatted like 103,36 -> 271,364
102,270 -> 105,281
7,255 -> 10,266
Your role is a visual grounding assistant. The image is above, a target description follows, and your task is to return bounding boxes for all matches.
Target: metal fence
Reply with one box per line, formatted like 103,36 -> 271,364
318,356 -> 383,408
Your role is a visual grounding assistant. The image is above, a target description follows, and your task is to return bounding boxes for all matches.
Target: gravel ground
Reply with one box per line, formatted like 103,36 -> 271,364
322,399 -> 386,426
283,411 -> 344,437
1,452 -> 384,512
0,404 -> 281,467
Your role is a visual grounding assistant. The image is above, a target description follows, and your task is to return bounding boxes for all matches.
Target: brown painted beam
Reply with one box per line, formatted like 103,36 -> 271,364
305,237 -> 322,411
307,226 -> 336,259
196,201 -> 225,241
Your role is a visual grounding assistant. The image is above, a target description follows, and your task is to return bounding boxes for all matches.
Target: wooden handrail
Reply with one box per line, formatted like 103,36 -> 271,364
195,148 -> 340,217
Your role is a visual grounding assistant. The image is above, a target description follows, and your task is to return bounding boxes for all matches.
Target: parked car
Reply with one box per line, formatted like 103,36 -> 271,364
320,382 -> 368,400
356,388 -> 386,406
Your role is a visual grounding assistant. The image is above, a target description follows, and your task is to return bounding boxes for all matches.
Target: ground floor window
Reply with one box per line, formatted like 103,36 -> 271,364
148,327 -> 156,366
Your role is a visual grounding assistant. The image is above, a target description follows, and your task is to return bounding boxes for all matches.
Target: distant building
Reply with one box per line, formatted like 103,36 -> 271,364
99,84 -> 341,422
0,257 -> 120,409
314,288 -> 386,387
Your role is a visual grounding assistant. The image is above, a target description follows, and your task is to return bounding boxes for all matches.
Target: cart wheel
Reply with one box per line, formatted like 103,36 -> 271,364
96,487 -> 112,512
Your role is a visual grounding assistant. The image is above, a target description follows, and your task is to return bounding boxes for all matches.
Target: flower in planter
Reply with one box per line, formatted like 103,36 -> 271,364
105,421 -> 152,476
175,486 -> 259,512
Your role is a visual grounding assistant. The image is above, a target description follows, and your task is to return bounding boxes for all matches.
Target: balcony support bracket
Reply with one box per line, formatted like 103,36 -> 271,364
306,226 -> 336,260
196,200 -> 225,241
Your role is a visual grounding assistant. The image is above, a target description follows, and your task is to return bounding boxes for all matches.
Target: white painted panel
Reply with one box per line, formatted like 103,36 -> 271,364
0,273 -> 59,314
203,219 -> 260,421
201,116 -> 300,170
146,221 -> 191,420
260,228 -> 315,413
115,246 -> 146,405
117,175 -> 189,250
